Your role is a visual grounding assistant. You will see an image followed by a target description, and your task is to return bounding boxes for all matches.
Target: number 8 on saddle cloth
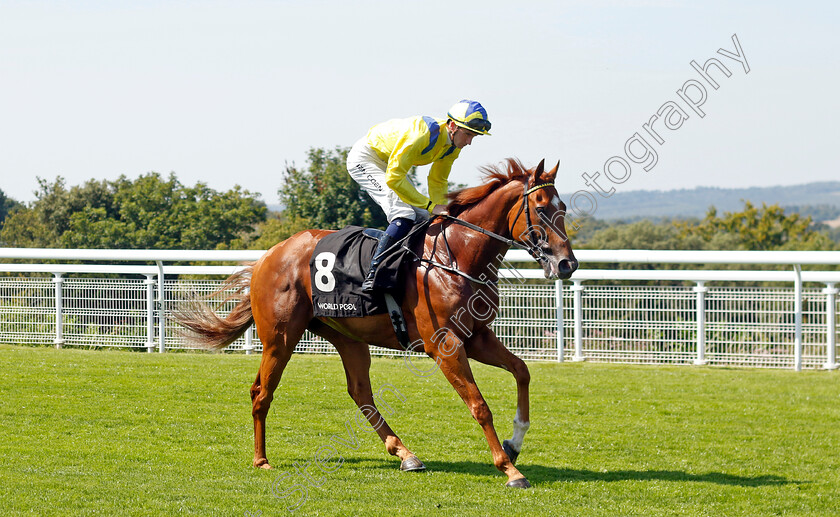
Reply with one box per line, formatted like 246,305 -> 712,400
309,225 -> 417,318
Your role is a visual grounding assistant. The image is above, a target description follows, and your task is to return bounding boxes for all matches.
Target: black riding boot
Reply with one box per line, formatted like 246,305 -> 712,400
361,233 -> 396,293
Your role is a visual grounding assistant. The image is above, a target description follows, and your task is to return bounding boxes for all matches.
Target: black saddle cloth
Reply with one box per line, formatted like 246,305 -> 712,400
309,225 -> 420,318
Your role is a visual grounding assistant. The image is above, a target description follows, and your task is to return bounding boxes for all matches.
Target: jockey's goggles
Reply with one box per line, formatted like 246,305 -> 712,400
463,118 -> 491,134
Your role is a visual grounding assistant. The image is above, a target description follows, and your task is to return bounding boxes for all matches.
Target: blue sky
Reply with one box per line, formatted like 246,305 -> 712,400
1,1 -> 837,205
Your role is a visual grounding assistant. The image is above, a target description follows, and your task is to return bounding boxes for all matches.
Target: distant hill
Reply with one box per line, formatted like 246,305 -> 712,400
267,181 -> 840,223
559,181 -> 840,222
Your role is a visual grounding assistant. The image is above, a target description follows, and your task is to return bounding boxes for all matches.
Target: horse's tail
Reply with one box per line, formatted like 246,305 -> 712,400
173,263 -> 255,351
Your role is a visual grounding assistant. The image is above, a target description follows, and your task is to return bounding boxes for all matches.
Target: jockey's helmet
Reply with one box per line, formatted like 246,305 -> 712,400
447,100 -> 491,135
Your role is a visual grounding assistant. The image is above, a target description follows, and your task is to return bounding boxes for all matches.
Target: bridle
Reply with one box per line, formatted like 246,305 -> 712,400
512,181 -> 555,267
404,179 -> 556,285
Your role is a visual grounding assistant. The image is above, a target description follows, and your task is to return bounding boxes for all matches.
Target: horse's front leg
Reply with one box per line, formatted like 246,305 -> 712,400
429,335 -> 530,487
465,326 -> 530,466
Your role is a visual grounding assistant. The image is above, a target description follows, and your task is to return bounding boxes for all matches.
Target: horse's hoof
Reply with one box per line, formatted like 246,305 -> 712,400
505,477 -> 531,488
502,439 -> 520,465
399,456 -> 426,472
253,459 -> 272,470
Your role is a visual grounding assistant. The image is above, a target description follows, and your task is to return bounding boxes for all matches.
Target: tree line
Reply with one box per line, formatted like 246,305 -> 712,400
1,146 -> 838,252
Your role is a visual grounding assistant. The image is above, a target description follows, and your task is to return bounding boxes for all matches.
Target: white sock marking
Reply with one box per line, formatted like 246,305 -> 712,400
508,408 -> 530,452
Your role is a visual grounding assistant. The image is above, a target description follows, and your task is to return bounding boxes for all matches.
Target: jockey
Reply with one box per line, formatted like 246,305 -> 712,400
347,99 -> 492,292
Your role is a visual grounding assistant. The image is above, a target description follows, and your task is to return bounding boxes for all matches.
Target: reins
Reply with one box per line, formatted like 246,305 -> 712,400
402,180 -> 555,286
400,219 -> 495,286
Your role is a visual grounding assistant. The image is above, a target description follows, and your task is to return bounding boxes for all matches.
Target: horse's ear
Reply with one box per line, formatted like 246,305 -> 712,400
544,160 -> 560,182
533,159 -> 546,184
535,158 -> 559,183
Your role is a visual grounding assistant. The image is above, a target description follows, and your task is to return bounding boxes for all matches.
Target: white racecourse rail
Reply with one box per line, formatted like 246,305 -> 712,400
1,248 -> 839,371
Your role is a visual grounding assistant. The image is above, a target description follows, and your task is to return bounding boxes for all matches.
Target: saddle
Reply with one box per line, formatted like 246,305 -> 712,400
309,224 -> 424,319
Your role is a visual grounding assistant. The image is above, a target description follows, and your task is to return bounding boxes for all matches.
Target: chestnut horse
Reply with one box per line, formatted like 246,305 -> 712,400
175,158 -> 577,488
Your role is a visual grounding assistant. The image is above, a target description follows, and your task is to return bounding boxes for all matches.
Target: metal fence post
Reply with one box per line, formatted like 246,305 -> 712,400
52,273 -> 64,349
145,274 -> 156,353
555,279 -> 564,363
823,283 -> 838,370
794,264 -> 802,372
571,280 -> 585,362
157,261 -> 166,353
244,325 -> 254,355
693,281 -> 708,365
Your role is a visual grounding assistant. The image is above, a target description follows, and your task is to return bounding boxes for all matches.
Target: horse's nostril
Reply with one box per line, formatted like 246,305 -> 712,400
558,259 -> 578,273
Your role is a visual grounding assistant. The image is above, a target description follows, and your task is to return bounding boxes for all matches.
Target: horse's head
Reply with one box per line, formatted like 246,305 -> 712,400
509,159 -> 578,280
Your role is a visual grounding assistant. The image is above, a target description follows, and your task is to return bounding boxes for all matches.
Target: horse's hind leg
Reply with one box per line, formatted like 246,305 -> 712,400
250,319 -> 307,469
312,324 -> 424,471
465,326 -> 530,466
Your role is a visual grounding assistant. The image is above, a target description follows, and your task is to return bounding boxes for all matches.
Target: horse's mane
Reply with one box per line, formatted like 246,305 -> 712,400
446,158 -> 530,217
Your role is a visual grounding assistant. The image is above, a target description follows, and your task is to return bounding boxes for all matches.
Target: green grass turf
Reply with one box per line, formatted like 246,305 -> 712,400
1,344 -> 838,516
